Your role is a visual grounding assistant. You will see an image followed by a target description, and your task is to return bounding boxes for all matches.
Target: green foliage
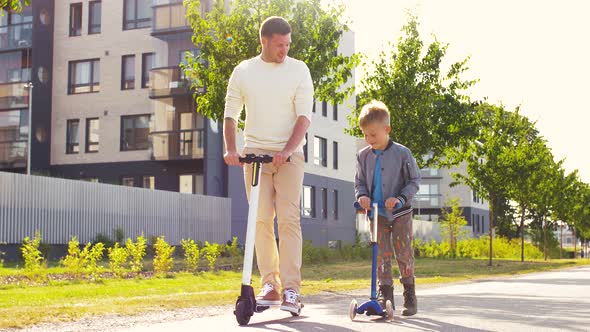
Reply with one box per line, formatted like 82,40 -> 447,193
61,237 -> 104,278
113,227 -> 126,245
415,236 -> 543,259
153,237 -> 175,276
1,0 -> 30,12
108,243 -> 129,278
126,235 -> 147,274
184,0 -> 360,123
93,232 -> 114,248
348,14 -> 478,168
439,198 -> 469,258
201,241 -> 220,271
21,231 -> 44,273
181,239 -> 200,273
302,240 -> 371,264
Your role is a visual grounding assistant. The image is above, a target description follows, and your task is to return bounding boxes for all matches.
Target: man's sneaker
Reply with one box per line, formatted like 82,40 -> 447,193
280,289 -> 302,314
256,283 -> 281,305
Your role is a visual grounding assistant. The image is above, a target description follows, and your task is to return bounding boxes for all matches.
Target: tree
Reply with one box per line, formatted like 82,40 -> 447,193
439,197 -> 468,258
453,103 -> 535,266
347,14 -> 478,168
1,0 -> 29,12
183,0 -> 360,123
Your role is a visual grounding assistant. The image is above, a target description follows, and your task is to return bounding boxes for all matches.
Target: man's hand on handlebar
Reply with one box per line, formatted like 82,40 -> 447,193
273,150 -> 292,168
224,150 -> 242,167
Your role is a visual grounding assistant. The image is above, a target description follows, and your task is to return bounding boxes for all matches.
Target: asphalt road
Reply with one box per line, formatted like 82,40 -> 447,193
116,266 -> 590,332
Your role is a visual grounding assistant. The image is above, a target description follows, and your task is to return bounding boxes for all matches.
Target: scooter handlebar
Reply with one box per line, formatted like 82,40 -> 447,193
238,154 -> 291,164
353,201 -> 402,211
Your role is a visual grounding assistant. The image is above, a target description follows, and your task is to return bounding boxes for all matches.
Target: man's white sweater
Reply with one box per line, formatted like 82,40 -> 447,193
224,55 -> 314,152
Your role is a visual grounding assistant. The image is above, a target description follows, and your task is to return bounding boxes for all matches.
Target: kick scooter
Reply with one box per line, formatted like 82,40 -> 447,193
349,200 -> 401,321
233,154 -> 299,326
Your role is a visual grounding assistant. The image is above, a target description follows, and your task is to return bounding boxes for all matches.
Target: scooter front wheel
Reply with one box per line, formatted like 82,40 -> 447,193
349,299 -> 358,320
235,299 -> 252,325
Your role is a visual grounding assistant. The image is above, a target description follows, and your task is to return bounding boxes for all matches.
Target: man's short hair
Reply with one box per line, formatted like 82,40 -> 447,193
358,100 -> 391,128
260,16 -> 291,39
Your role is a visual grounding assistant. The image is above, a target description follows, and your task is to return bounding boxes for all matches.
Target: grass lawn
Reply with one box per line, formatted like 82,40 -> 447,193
0,258 -> 588,328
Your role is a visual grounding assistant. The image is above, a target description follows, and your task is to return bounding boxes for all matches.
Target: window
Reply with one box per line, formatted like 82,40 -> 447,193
121,55 -> 135,90
0,109 -> 28,167
481,216 -> 485,233
312,100 -> 316,113
313,136 -> 327,167
142,176 -> 155,189
472,214 -> 475,230
121,114 -> 150,151
85,118 -> 99,152
301,185 -> 315,218
320,188 -> 327,219
141,52 -> 155,88
333,103 -> 338,121
69,3 -> 82,36
88,1 -> 101,34
68,59 -> 100,94
321,101 -> 327,117
179,174 -> 203,194
66,119 -> 79,154
333,141 -> 338,169
121,176 -> 135,187
333,190 -> 339,220
303,133 -> 308,162
417,184 -> 439,206
82,177 -> 99,183
124,0 -> 152,30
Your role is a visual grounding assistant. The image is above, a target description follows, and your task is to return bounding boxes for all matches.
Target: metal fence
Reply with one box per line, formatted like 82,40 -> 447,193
0,172 -> 231,245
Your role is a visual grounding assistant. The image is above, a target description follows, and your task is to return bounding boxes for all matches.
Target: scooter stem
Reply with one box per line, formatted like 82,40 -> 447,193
370,202 -> 378,300
241,161 -> 262,285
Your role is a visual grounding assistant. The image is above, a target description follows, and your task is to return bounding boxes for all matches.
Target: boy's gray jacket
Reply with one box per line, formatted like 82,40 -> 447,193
354,140 -> 421,221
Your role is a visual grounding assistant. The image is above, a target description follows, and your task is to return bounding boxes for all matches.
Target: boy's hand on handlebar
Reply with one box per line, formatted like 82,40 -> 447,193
358,196 -> 371,210
385,197 -> 401,211
224,151 -> 242,166
273,150 -> 291,168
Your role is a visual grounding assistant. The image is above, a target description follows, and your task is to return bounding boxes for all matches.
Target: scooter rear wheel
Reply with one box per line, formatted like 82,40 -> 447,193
235,299 -> 252,326
349,299 -> 358,320
385,300 -> 394,321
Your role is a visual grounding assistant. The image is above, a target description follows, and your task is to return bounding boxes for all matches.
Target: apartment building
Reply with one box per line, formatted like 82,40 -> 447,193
0,0 -> 358,247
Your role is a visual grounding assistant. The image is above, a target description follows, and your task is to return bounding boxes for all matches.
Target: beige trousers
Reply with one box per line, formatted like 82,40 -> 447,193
242,148 -> 305,292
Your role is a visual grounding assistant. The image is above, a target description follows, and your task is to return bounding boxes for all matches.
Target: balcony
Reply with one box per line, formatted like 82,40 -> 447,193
150,129 -> 204,160
151,1 -> 191,40
149,66 -> 193,99
413,194 -> 442,209
0,81 -> 30,109
0,141 -> 26,169
0,23 -> 32,51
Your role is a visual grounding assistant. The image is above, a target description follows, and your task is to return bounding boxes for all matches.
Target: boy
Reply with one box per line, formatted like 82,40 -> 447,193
354,100 -> 421,316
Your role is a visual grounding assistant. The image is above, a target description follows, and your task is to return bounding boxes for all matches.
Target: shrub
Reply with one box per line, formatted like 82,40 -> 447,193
201,241 -> 220,271
113,227 -> 126,245
108,243 -> 129,278
181,239 -> 200,273
126,235 -> 147,274
93,233 -> 114,248
153,236 -> 175,276
21,231 -> 44,273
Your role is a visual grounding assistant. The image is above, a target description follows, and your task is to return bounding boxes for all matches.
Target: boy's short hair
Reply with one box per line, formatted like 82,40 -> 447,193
260,16 -> 291,39
358,100 -> 390,128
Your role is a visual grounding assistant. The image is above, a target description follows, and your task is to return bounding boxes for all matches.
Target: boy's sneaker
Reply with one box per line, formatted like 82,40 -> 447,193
378,284 -> 394,310
402,284 -> 417,316
280,288 -> 302,314
256,283 -> 281,305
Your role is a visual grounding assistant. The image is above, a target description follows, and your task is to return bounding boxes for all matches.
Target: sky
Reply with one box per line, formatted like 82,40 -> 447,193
326,0 -> 590,182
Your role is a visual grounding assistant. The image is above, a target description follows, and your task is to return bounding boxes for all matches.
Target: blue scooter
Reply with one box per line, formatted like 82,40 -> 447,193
349,200 -> 401,321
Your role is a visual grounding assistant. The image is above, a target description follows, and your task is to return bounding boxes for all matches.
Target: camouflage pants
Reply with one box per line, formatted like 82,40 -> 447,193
372,211 -> 415,286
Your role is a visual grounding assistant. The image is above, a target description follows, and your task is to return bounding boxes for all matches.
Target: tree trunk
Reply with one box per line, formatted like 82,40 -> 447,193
543,217 -> 548,261
488,193 -> 496,267
560,222 -> 563,259
574,226 -> 577,259
520,206 -> 526,262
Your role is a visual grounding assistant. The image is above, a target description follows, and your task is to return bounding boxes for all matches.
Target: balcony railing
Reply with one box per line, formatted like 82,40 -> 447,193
0,141 -> 26,169
0,81 -> 30,109
413,194 -> 442,208
150,129 -> 204,160
148,66 -> 192,99
152,1 -> 190,36
0,23 -> 32,50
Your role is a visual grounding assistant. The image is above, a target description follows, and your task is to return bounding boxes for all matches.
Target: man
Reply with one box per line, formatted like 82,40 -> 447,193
223,16 -> 313,313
